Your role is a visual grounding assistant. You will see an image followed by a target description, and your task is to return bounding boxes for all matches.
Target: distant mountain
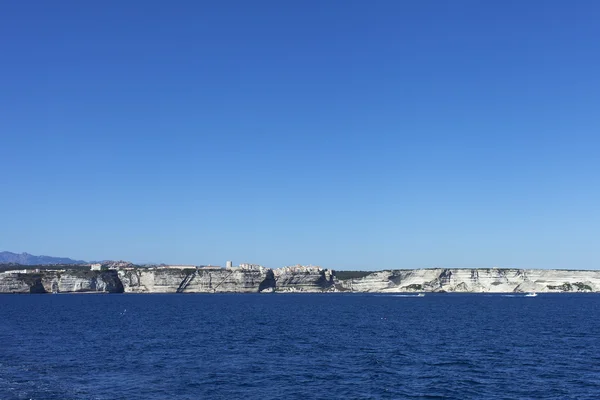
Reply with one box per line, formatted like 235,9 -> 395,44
0,251 -> 87,265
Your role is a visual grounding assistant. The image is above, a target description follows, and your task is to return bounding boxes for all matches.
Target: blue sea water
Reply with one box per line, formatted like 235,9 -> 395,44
1,293 -> 600,399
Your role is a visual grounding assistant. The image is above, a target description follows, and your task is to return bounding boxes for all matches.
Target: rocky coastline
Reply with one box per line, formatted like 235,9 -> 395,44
1,265 -> 599,294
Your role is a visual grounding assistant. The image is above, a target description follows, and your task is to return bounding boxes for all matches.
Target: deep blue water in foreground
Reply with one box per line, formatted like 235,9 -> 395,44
1,294 -> 600,400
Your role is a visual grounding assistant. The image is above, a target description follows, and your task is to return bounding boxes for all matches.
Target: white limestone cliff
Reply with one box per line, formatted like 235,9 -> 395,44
335,268 -> 600,293
0,270 -> 123,293
0,272 -> 34,293
118,267 -> 275,293
2,267 -> 600,294
273,266 -> 335,292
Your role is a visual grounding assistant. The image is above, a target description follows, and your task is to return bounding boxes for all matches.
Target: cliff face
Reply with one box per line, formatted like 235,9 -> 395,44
118,268 -> 187,293
0,272 -> 39,293
0,270 -> 123,294
43,270 -> 124,293
118,268 -> 275,293
274,268 -> 335,292
2,267 -> 600,294
336,268 -> 600,293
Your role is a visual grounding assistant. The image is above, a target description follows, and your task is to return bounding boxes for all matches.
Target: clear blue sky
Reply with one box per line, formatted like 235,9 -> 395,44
1,1 -> 599,269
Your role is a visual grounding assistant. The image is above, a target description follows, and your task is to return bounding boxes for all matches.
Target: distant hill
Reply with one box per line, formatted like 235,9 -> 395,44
0,251 -> 87,265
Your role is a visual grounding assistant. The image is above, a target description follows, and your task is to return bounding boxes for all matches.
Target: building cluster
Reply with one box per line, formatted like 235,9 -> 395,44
90,263 -> 105,271
1,268 -> 63,274
13,261 -> 325,274
229,262 -> 266,271
161,265 -> 197,269
90,261 -> 133,271
1,268 -> 41,274
2,261 -> 324,276
129,261 -> 314,272
281,264 -> 323,273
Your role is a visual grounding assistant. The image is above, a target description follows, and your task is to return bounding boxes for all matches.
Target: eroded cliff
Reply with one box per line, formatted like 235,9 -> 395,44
0,270 -> 123,294
273,267 -> 335,292
118,267 -> 275,293
335,268 -> 600,293
1,267 -> 599,294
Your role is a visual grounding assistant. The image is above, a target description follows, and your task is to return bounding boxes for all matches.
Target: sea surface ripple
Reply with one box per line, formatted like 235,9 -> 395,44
1,293 -> 600,399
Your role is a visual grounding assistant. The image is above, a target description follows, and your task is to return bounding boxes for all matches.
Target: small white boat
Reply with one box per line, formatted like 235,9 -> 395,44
417,293 -> 425,297
525,292 -> 537,297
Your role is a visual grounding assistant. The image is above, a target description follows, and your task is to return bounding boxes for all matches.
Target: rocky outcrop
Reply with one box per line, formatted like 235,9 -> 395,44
2,267 -> 600,294
44,270 -> 123,293
335,268 -> 600,293
0,270 -> 123,293
0,272 -> 42,293
118,267 -> 275,293
273,267 -> 335,292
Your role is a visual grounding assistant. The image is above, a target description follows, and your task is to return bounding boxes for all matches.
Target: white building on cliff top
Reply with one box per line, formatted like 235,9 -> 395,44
238,263 -> 265,271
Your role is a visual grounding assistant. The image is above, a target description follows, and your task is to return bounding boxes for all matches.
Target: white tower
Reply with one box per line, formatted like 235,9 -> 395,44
226,260 -> 233,269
